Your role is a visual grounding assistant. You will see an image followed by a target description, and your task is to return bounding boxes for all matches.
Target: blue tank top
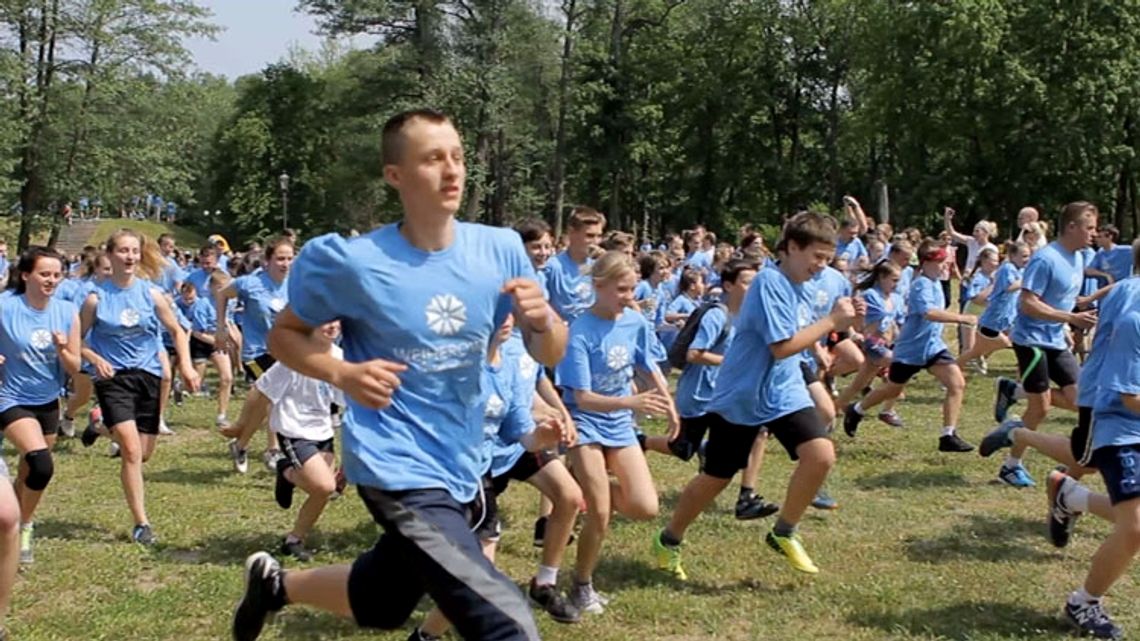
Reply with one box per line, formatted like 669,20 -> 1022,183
87,279 -> 163,377
0,295 -> 77,410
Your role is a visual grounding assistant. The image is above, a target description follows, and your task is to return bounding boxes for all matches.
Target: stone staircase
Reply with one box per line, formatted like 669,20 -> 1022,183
54,220 -> 101,256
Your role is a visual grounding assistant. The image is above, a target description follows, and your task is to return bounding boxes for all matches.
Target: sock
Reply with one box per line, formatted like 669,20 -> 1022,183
941,426 -> 955,437
852,402 -> 865,416
659,529 -> 682,547
773,518 -> 796,538
1061,481 -> 1091,513
535,564 -> 559,587
1004,455 -> 1022,468
1013,384 -> 1027,400
1068,586 -> 1099,606
738,486 -> 754,499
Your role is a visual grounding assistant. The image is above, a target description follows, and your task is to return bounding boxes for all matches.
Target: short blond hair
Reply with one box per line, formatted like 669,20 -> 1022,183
589,250 -> 637,283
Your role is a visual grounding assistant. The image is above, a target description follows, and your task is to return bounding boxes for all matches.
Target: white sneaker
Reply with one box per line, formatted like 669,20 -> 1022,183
108,442 -> 121,458
228,439 -> 249,475
158,419 -> 174,436
262,449 -> 283,473
59,416 -> 76,438
215,414 -> 231,430
570,582 -> 606,615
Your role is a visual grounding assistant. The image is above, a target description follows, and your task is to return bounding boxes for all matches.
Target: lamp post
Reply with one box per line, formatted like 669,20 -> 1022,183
278,172 -> 290,232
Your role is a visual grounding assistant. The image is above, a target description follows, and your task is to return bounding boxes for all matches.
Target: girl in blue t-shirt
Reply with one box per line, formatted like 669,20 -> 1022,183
957,242 -> 1029,373
216,237 -> 294,474
958,247 -> 1000,371
556,251 -> 678,614
181,277 -> 234,429
79,229 -> 201,545
61,252 -> 112,438
836,261 -> 905,422
0,247 -> 82,565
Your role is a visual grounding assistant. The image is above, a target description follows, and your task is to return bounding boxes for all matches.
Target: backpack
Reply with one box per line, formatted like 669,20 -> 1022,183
666,301 -> 728,370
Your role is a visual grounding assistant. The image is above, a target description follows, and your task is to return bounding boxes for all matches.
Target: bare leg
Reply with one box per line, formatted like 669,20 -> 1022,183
285,453 -> 337,541
114,422 -> 149,526
777,438 -> 836,527
1082,498 -> 1140,596
569,445 -> 610,583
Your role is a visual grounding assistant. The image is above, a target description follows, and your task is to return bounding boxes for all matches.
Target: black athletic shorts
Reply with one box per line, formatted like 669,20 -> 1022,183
1071,406 -> 1095,468
669,414 -> 714,461
189,337 -> 217,362
473,453 -> 550,542
280,435 -> 334,469
800,360 -> 819,385
703,408 -> 828,479
978,325 -> 1002,339
1012,344 -> 1080,394
350,487 -> 539,639
888,349 -> 956,385
0,400 -> 61,436
94,369 -> 161,435
242,353 -> 276,382
1092,445 -> 1140,506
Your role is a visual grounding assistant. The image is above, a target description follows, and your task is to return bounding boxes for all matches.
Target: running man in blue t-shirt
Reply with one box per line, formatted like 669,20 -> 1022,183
993,201 -> 1099,488
1087,224 -> 1134,285
232,109 -> 566,641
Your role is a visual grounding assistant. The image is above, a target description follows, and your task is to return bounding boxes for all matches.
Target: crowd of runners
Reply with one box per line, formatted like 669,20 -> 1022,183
0,109 -> 1135,641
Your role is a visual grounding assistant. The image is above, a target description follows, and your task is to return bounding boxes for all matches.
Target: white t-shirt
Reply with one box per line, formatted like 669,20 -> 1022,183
961,238 -> 999,273
256,344 -> 345,441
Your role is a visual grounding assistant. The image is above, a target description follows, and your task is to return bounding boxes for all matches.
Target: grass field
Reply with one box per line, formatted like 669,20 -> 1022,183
86,219 -> 206,250
2,347 -> 1129,641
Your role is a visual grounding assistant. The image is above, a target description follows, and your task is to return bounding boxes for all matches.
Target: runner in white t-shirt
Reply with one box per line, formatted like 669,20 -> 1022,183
257,322 -> 345,562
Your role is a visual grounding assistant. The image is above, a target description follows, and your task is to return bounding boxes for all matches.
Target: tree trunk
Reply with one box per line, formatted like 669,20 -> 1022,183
18,0 -> 60,251
548,0 -> 577,236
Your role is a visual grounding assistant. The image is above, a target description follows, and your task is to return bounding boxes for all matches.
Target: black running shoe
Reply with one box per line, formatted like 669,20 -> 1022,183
1047,469 -> 1082,549
843,404 -> 863,438
81,422 -> 100,447
938,433 -> 975,453
1064,600 -> 1123,640
533,516 -> 547,548
734,493 -> 780,520
233,552 -> 286,641
994,377 -> 1018,423
279,537 -> 312,562
529,579 -> 581,623
132,524 -> 157,546
274,459 -> 294,510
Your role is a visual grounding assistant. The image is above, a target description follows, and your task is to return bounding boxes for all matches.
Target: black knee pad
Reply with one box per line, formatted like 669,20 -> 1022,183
24,449 -> 53,491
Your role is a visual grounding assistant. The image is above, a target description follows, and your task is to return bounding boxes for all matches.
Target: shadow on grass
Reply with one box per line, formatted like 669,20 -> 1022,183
163,518 -> 380,565
904,514 -> 1055,564
147,466 -> 233,485
848,600 -> 1067,639
595,554 -> 792,597
856,468 -> 969,490
36,518 -> 117,542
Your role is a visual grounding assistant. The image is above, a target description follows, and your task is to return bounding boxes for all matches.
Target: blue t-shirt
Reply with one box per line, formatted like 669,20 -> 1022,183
184,268 -> 215,309
893,274 -> 947,366
161,302 -> 192,349
836,237 -> 867,265
674,305 -> 733,418
634,280 -> 663,324
287,222 -> 534,504
1091,245 -> 1134,283
897,265 -> 914,305
1011,242 -> 1086,350
1092,310 -> 1140,451
556,310 -> 661,448
1079,277 -> 1140,408
1079,247 -> 1100,299
233,270 -> 288,361
0,295 -> 77,410
481,357 -> 534,478
705,267 -> 814,425
185,297 -> 217,334
666,293 -> 699,318
87,279 -> 163,377
979,262 -> 1023,332
501,331 -> 544,390
964,270 -> 994,304
158,258 -> 184,296
545,251 -> 594,323
862,286 -> 904,336
684,250 -> 712,274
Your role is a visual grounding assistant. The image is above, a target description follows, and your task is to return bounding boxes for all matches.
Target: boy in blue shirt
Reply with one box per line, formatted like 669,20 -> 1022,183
231,109 -> 566,641
545,207 -> 605,323
994,201 -> 1099,487
842,240 -> 978,453
649,213 -> 856,578
1087,224 -> 1134,285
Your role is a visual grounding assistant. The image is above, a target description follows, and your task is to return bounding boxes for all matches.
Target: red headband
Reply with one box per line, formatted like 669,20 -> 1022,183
923,247 -> 948,263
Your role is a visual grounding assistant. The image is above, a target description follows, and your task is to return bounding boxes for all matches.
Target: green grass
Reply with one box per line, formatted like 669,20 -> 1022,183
86,219 -> 206,249
4,348 -> 1130,641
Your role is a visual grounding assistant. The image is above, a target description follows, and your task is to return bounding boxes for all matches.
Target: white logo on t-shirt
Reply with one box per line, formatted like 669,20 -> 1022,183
29,329 -> 52,350
518,353 -> 539,381
815,288 -> 829,309
797,302 -> 812,328
606,345 -> 631,371
120,308 -> 140,328
268,297 -> 286,313
485,393 -> 505,419
425,294 -> 466,336
575,281 -> 593,300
